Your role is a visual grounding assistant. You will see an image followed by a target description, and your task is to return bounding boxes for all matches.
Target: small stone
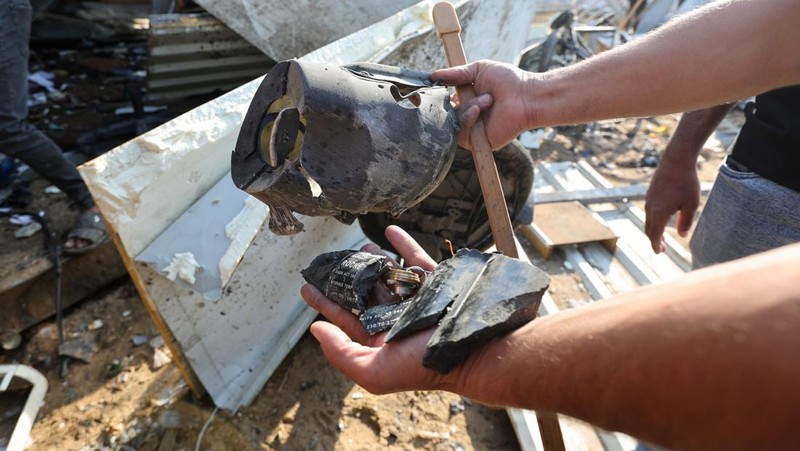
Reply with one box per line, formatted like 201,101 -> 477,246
449,400 -> 465,416
351,392 -> 364,400
14,222 -> 41,238
1,332 -> 22,350
58,337 -> 99,363
122,310 -> 131,318
88,319 -> 104,331
43,185 -> 62,194
105,359 -> 123,379
152,347 -> 172,369
149,336 -> 165,349
131,335 -> 148,347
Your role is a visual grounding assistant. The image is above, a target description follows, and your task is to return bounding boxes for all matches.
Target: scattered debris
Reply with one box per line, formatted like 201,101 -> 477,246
43,185 -> 62,194
58,336 -> 99,363
87,319 -> 104,331
152,347 -> 172,370
13,222 -> 41,239
131,335 -> 148,347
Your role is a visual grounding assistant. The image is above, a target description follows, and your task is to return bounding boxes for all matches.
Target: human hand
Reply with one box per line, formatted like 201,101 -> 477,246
644,148 -> 701,253
300,225 -> 459,394
432,60 -> 535,150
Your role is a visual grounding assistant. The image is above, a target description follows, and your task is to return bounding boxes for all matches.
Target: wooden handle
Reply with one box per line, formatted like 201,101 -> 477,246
433,4 -> 566,451
432,2 -> 518,258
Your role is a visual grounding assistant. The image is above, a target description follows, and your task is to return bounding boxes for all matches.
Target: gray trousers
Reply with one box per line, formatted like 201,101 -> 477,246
690,160 -> 800,269
0,0 -> 93,210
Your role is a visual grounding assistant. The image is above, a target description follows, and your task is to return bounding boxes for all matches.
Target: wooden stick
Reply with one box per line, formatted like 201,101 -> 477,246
432,3 -> 565,451
432,2 -> 518,259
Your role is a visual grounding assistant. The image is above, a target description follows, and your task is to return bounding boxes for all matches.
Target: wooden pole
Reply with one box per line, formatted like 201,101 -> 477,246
432,3 -> 566,451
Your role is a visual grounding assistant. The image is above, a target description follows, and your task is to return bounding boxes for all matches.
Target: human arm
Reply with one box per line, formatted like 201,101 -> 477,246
302,229 -> 800,450
644,103 -> 735,253
432,0 -> 800,150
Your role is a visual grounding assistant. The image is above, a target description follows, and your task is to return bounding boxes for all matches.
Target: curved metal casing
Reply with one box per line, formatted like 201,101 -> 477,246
232,60 -> 460,235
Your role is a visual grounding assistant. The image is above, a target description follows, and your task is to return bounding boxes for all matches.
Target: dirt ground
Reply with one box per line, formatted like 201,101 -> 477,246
0,104 -> 743,450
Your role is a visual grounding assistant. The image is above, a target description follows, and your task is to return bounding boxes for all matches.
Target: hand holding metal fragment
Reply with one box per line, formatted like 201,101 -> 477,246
302,248 -> 550,374
232,60 -> 460,235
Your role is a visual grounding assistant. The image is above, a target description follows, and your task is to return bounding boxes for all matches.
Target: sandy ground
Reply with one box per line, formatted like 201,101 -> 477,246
0,108 -> 742,450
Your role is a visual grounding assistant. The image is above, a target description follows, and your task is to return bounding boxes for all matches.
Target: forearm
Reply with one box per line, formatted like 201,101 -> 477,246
660,103 -> 735,169
528,0 -> 800,128
458,243 -> 800,449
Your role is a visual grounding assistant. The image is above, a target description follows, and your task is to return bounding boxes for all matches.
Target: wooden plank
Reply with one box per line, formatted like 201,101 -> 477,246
529,201 -> 618,260
0,241 -> 126,337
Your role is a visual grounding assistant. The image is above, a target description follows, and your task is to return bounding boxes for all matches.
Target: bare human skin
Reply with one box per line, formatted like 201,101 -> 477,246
433,0 -> 800,151
644,104 -> 735,253
301,0 -> 800,448
302,227 -> 800,450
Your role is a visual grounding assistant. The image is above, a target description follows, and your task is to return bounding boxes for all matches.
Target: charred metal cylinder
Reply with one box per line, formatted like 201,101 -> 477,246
232,60 -> 460,235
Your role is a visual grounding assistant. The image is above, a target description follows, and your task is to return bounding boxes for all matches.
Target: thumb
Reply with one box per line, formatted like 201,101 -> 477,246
310,321 -> 380,390
432,63 -> 478,87
676,208 -> 696,237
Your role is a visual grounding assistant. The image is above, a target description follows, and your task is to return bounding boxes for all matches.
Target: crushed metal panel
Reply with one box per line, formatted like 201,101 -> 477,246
147,13 -> 275,102
192,0 -> 420,61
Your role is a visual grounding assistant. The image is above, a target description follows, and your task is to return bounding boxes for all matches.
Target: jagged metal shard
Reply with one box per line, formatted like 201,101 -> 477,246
358,140 -> 535,262
359,299 -> 414,335
302,248 -> 549,371
422,254 -> 550,374
232,60 -> 460,235
384,249 -> 493,342
301,250 -> 390,313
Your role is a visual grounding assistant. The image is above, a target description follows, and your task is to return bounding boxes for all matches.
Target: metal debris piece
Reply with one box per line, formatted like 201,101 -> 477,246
58,337 -> 99,363
359,299 -> 413,335
232,60 -> 460,235
358,140 -> 534,262
301,250 -> 392,314
422,254 -> 549,374
381,268 -> 421,298
304,247 -> 549,373
385,249 -> 493,343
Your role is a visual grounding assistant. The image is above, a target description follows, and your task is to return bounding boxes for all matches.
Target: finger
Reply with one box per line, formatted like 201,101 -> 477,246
676,209 -> 695,237
384,225 -> 437,270
309,321 -> 380,381
432,63 -> 478,87
459,104 -> 480,130
301,284 -> 371,344
644,215 -> 667,254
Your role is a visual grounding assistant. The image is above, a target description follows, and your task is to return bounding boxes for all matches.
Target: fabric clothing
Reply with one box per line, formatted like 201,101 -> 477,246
730,85 -> 800,193
690,159 -> 800,268
0,0 -> 94,210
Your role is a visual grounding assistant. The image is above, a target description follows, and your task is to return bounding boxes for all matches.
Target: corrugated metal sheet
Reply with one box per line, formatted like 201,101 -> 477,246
146,13 -> 274,101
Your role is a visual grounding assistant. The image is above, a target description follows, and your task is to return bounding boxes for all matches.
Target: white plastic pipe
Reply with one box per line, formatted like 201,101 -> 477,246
0,365 -> 48,451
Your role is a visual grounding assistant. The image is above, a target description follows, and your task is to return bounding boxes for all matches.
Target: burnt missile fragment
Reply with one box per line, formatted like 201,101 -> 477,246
359,300 -> 414,335
384,249 -> 493,343
301,250 -> 391,314
422,253 -> 550,374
